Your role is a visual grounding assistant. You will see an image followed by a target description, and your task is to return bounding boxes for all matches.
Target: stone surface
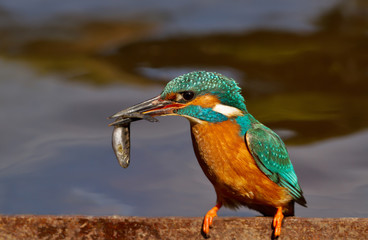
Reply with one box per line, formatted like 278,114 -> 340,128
0,216 -> 367,239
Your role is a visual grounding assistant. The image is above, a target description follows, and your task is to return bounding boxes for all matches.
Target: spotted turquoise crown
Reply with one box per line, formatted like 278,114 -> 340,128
161,71 -> 247,112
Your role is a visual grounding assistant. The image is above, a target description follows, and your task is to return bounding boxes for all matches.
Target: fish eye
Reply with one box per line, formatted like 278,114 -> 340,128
181,91 -> 195,101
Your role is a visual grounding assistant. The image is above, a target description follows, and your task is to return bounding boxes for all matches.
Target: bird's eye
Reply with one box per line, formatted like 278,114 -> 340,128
181,91 -> 195,101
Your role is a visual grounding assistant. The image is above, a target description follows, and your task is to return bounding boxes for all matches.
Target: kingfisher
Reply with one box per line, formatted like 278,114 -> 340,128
110,71 -> 307,238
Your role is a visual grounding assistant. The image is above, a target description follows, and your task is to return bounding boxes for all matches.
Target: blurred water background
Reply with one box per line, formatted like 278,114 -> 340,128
0,0 -> 367,218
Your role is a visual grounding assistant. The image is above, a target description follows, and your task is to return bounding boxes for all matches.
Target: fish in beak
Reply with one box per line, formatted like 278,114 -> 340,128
108,95 -> 185,126
108,94 -> 185,169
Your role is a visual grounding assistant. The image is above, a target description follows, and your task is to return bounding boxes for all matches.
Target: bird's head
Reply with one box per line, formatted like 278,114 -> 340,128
111,71 -> 247,124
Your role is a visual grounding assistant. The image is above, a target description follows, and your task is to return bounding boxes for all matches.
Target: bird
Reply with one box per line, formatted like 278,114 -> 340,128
110,71 -> 307,238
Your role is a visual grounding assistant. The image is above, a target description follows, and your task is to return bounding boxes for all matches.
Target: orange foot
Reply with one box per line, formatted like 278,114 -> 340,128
272,207 -> 284,238
202,202 -> 222,235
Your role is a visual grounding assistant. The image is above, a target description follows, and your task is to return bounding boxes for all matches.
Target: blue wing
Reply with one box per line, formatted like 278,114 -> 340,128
245,123 -> 306,206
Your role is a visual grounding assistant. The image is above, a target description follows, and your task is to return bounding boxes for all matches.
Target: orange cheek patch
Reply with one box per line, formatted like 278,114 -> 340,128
190,94 -> 220,108
165,92 -> 176,101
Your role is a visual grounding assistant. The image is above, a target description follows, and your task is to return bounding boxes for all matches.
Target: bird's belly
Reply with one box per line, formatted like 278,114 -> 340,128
190,120 -> 292,210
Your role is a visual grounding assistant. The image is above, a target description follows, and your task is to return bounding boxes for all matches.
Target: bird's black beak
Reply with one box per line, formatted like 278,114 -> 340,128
109,95 -> 185,126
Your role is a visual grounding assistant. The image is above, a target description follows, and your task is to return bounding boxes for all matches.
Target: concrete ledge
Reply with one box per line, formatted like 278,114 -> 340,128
0,216 -> 367,239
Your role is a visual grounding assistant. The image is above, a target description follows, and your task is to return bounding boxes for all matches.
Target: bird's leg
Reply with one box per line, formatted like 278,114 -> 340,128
272,207 -> 284,238
202,202 -> 222,235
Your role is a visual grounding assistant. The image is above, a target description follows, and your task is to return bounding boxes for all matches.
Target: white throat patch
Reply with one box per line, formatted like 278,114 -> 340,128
212,104 -> 243,117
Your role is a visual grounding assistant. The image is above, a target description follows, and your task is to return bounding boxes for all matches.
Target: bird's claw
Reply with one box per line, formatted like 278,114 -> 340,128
272,207 -> 284,238
202,203 -> 222,236
203,212 -> 216,234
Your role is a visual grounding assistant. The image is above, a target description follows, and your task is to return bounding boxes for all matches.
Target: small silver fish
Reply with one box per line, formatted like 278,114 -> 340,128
110,113 -> 158,169
112,123 -> 130,168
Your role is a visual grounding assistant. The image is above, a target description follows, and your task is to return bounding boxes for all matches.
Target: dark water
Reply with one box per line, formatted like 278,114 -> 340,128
0,0 -> 368,218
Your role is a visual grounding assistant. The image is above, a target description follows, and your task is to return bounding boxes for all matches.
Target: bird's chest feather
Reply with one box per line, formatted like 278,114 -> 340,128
190,120 -> 290,208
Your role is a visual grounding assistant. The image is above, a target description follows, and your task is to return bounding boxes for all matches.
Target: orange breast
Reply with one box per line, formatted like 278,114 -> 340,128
190,120 -> 292,211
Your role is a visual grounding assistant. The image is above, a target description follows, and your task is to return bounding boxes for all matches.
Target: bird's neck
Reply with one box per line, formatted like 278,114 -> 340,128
235,113 -> 258,135
189,112 -> 256,133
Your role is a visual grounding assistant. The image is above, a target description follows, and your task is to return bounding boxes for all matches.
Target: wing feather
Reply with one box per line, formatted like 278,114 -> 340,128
245,124 -> 307,206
